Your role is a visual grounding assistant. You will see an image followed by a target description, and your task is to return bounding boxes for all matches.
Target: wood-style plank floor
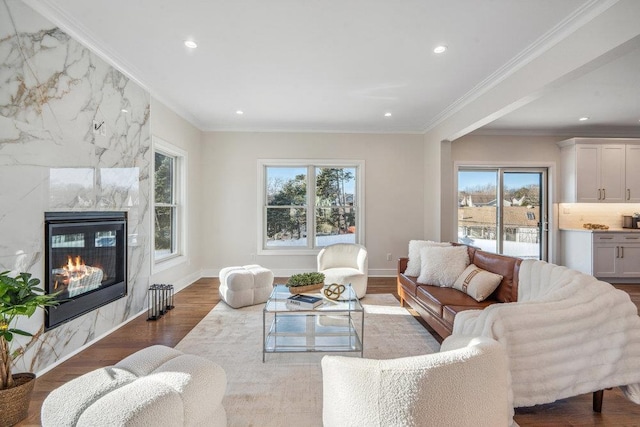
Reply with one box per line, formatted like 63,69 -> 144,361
19,278 -> 640,426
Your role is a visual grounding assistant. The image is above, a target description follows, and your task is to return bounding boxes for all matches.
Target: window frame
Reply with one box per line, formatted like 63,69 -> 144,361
152,136 -> 188,271
257,159 -> 365,255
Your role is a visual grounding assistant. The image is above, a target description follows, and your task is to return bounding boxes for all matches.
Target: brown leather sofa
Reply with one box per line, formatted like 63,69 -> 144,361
397,244 -> 522,339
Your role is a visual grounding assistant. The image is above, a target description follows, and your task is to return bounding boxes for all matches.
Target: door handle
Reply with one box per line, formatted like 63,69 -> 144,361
616,246 -> 620,258
628,189 -> 631,201
602,188 -> 606,200
598,189 -> 602,200
621,246 -> 624,258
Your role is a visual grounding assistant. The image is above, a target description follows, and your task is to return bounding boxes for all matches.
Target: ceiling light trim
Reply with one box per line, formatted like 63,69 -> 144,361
433,45 -> 447,54
422,0 -> 618,134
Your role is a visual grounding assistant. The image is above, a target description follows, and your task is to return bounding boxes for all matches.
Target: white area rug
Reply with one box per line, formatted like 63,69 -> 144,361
176,294 -> 440,427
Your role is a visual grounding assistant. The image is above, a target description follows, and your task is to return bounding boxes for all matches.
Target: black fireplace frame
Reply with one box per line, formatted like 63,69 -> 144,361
44,211 -> 128,331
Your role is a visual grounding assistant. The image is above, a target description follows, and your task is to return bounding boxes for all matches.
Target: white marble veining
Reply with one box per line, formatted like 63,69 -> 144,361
0,0 -> 151,374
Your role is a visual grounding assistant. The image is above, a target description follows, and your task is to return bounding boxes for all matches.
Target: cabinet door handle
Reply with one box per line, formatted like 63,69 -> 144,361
602,188 -> 606,200
628,189 -> 631,201
598,189 -> 602,200
599,236 -> 613,240
625,236 -> 639,240
616,246 -> 620,258
621,246 -> 624,258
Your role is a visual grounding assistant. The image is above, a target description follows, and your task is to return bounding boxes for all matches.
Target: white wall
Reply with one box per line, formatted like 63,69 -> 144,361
149,98 -> 204,290
452,134 -> 563,163
201,132 -> 425,277
422,134 -> 442,242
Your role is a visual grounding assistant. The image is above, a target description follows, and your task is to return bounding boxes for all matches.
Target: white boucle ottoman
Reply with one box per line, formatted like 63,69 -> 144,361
219,264 -> 274,308
41,345 -> 227,427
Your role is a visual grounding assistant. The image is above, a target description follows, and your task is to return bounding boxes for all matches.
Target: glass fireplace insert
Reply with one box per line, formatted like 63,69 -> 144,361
44,211 -> 127,330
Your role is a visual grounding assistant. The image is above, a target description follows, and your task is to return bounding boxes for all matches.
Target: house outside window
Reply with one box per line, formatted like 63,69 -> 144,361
153,138 -> 187,266
258,160 -> 364,254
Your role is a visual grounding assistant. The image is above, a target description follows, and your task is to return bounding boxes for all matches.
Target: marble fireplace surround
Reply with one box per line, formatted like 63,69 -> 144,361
0,0 -> 151,374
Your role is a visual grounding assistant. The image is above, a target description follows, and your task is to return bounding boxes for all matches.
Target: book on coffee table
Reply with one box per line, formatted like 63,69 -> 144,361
286,294 -> 323,309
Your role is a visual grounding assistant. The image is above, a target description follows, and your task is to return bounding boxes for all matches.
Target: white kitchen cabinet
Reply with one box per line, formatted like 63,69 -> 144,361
574,144 -> 600,202
560,230 -> 640,279
626,143 -> 640,202
618,244 -> 640,276
592,233 -> 640,278
558,138 -> 636,203
592,238 -> 618,277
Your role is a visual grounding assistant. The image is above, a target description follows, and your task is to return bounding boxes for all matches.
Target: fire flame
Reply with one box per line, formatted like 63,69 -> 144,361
67,255 -> 86,274
53,255 -> 104,296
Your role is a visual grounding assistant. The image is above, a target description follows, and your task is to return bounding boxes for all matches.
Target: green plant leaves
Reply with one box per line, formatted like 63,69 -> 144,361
287,272 -> 325,286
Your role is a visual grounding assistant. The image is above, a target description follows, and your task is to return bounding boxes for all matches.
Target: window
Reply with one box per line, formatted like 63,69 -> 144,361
259,160 -> 364,254
153,138 -> 186,264
457,167 -> 547,260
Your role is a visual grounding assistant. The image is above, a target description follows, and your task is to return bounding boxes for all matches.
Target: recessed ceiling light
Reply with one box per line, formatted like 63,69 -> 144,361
121,109 -> 128,113
184,40 -> 198,49
236,110 -> 244,115
384,112 -> 392,117
579,116 -> 589,121
433,45 -> 447,54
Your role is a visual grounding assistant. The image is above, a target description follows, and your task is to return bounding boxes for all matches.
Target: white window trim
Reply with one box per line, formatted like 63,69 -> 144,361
257,159 -> 365,256
152,136 -> 188,273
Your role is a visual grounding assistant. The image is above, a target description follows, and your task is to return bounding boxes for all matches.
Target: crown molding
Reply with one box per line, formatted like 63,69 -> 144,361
22,0 -> 205,131
422,0 -> 619,134
471,125 -> 640,138
201,125 -> 424,135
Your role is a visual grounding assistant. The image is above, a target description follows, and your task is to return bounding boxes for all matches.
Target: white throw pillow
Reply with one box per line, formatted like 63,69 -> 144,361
417,245 -> 469,287
453,264 -> 503,302
405,240 -> 451,277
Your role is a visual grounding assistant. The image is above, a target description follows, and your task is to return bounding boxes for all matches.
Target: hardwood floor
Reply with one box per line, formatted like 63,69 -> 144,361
20,278 -> 640,426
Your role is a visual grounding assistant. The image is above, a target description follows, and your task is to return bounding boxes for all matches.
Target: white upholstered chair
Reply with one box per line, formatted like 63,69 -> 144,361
321,336 -> 514,427
41,345 -> 227,427
317,243 -> 368,299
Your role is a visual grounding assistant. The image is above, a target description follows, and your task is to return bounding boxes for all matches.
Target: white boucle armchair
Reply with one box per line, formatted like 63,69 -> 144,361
317,243 -> 368,298
41,345 -> 227,427
321,336 -> 514,427
453,259 -> 640,409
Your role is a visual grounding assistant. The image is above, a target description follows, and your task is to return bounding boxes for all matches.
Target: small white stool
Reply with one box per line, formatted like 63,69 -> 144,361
219,264 -> 274,308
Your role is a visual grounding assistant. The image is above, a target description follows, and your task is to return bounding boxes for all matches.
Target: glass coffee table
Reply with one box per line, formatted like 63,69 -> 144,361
263,284 -> 364,362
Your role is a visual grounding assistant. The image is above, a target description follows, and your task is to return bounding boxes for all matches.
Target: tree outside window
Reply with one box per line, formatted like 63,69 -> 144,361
262,162 -> 361,251
154,151 -> 177,260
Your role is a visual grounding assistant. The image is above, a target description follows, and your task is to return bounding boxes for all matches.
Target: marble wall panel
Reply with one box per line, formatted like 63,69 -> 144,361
0,0 -> 151,374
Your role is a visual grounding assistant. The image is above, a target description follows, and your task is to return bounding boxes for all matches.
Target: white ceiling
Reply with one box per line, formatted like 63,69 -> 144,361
24,0 -> 640,137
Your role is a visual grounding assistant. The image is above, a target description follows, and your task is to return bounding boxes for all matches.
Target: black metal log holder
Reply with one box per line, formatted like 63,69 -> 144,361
147,284 -> 175,321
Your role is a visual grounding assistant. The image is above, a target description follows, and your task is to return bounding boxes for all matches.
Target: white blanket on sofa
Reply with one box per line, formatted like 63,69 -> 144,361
452,259 -> 640,408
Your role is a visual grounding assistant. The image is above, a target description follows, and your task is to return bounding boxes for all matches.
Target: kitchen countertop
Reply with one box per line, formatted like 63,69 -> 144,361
560,227 -> 640,233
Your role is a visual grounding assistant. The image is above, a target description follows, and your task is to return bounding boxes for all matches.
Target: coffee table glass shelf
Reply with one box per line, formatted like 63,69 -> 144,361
263,284 -> 364,362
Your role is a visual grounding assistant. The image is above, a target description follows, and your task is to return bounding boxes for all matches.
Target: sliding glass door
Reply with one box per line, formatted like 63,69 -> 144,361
458,167 -> 548,260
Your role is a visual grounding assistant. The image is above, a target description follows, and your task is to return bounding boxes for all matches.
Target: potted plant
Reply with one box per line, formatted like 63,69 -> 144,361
0,271 -> 60,426
286,272 -> 325,293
